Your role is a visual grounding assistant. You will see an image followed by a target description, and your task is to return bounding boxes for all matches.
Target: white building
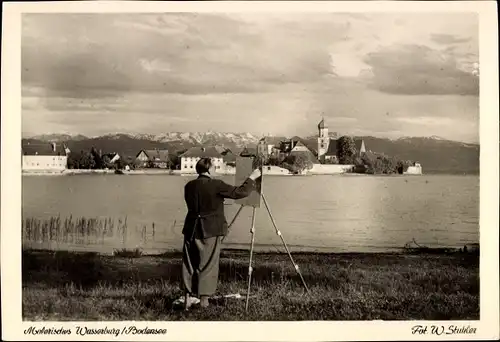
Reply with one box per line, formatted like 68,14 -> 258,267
180,146 -> 224,174
262,165 -> 293,175
404,162 -> 423,175
22,141 -> 69,172
135,149 -> 169,168
257,136 -> 285,158
317,118 -> 330,159
257,138 -> 275,157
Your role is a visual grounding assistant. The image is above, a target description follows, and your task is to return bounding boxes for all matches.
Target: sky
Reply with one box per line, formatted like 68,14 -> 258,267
21,12 -> 479,143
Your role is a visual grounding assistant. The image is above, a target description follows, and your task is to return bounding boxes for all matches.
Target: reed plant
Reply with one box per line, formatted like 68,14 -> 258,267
22,216 -> 158,248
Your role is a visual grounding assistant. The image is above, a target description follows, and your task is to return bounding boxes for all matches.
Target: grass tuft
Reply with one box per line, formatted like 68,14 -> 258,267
113,248 -> 143,258
22,249 -> 479,321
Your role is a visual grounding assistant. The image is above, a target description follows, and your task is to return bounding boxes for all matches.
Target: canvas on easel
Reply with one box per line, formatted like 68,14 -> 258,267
225,155 -> 308,312
235,156 -> 262,208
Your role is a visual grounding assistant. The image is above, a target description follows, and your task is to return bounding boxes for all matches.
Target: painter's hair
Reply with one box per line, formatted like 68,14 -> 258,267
196,157 -> 212,174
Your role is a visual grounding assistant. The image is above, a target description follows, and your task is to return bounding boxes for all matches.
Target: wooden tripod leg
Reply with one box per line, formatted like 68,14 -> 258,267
261,193 -> 309,293
245,206 -> 257,312
222,205 -> 244,243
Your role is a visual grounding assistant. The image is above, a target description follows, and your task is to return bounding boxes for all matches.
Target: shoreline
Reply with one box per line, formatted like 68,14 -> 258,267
23,244 -> 480,257
21,169 -> 433,176
19,170 -> 481,177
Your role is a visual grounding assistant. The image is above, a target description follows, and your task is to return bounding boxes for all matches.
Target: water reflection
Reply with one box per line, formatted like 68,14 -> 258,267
22,174 -> 479,252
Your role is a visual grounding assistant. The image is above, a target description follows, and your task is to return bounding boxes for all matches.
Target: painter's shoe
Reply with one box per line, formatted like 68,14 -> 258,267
184,294 -> 196,311
200,295 -> 210,308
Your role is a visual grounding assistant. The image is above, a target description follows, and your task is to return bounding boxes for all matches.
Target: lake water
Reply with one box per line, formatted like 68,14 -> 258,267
22,174 -> 479,253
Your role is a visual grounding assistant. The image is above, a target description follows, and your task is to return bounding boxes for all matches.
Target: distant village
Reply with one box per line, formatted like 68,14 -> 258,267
21,119 -> 422,175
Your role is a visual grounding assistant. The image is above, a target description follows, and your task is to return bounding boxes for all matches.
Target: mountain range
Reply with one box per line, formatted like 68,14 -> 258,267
22,132 -> 479,174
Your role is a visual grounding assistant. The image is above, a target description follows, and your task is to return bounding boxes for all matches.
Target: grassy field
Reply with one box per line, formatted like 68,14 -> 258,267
22,248 -> 479,321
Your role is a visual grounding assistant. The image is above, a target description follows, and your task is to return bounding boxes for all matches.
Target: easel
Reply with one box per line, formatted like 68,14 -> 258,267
222,157 -> 309,312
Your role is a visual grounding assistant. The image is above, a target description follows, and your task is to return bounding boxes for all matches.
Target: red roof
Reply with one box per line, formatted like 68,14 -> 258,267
259,136 -> 284,145
354,139 -> 365,151
181,146 -> 222,158
240,147 -> 257,156
324,139 -> 365,156
325,139 -> 339,156
22,142 -> 66,156
214,146 -> 227,154
222,150 -> 237,163
290,149 -> 319,164
141,149 -> 169,162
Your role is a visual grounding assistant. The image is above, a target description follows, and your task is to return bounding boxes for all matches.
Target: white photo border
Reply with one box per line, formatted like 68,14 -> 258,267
2,1 -> 499,341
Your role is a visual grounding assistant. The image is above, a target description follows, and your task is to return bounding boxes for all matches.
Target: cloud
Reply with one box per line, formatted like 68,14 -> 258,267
363,44 -> 479,96
395,116 -> 454,126
22,13 -> 337,98
139,59 -> 172,73
431,33 -> 471,45
330,117 -> 359,123
22,81 -> 479,143
20,13 -> 479,143
22,13 -> 478,99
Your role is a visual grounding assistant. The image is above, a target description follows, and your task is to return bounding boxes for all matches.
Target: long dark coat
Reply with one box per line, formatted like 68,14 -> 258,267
182,175 -> 256,240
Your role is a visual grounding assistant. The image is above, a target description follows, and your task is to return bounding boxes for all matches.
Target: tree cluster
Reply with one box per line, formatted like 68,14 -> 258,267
334,135 -> 413,174
169,150 -> 187,170
280,154 -> 314,174
66,148 -> 136,170
354,151 -> 413,175
337,136 -> 358,164
256,153 -> 313,174
67,150 -> 97,170
64,139 -> 411,175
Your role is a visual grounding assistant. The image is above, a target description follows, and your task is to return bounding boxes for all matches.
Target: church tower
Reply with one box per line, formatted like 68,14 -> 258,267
317,117 -> 329,159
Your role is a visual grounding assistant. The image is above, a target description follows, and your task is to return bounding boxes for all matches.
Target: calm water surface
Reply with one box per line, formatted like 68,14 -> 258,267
22,174 -> 479,253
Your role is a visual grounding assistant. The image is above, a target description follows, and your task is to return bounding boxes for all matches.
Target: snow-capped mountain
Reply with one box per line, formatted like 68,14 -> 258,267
26,132 -> 263,148
131,131 -> 262,146
22,131 -> 479,174
394,136 -> 479,148
27,133 -> 89,142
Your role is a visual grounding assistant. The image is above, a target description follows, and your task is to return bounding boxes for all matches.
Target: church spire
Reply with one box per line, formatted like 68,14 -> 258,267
318,117 -> 326,130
